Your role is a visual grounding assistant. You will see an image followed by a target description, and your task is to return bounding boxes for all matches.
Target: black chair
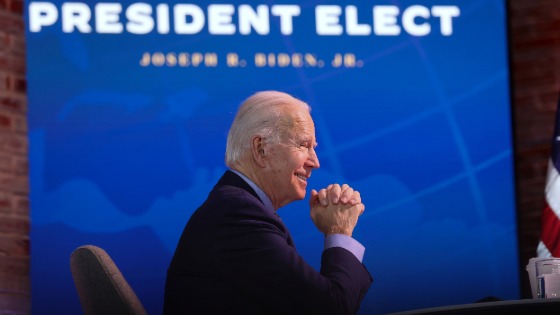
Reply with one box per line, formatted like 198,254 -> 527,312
70,245 -> 148,315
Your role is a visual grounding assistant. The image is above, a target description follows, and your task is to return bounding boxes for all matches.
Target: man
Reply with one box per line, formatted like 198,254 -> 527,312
164,91 -> 372,315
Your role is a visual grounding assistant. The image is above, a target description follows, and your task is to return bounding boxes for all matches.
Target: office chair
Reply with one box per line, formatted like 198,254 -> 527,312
70,245 -> 148,315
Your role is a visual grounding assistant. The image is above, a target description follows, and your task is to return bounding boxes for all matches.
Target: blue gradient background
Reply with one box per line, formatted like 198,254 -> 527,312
26,0 -> 518,314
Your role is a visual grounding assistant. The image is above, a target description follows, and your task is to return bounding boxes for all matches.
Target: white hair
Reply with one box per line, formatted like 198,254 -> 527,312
225,91 -> 310,167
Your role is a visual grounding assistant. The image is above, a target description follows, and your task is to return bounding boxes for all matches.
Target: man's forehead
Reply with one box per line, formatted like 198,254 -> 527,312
290,124 -> 316,142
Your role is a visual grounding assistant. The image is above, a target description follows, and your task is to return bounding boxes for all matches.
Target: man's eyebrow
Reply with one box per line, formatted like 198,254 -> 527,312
306,138 -> 318,148
294,135 -> 317,148
299,136 -> 314,143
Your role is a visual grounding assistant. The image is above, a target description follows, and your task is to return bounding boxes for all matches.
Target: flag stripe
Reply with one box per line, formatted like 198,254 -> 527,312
541,203 -> 560,257
538,241 -> 552,257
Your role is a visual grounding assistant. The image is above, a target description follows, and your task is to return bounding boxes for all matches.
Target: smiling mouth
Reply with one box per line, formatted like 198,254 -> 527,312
295,174 -> 308,182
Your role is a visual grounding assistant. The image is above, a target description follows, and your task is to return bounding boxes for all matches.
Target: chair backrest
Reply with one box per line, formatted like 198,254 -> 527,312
70,245 -> 148,315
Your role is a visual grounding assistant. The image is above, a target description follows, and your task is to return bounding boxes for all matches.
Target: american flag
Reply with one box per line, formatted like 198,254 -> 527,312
538,96 -> 560,258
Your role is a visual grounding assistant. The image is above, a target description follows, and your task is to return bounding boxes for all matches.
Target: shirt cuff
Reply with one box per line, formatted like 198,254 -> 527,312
324,234 -> 365,263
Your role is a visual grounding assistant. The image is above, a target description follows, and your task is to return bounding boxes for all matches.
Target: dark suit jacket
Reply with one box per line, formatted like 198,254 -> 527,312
164,170 -> 372,315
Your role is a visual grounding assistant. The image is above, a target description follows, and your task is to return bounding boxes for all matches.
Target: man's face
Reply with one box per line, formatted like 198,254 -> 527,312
262,106 -> 320,209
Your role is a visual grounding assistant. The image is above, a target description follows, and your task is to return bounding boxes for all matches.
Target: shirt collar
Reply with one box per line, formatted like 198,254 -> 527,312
230,169 -> 275,212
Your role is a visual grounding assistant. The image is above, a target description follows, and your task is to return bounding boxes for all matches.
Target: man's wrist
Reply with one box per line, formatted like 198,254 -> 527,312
325,225 -> 353,237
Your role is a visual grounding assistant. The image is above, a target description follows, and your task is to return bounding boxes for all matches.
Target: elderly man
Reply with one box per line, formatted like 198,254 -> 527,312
164,91 -> 372,315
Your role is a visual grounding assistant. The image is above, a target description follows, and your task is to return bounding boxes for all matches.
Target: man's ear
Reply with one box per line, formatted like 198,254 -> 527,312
251,136 -> 266,167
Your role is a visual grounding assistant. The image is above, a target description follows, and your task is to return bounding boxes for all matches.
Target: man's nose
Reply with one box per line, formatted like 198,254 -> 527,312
308,148 -> 320,168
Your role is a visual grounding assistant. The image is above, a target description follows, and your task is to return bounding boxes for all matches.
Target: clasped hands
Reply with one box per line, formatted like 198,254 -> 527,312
309,184 -> 365,237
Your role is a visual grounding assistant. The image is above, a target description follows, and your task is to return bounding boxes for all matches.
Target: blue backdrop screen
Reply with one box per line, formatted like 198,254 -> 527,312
26,0 -> 518,314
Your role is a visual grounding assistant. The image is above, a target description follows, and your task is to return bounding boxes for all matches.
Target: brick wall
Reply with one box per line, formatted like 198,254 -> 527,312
0,0 -> 30,314
0,0 -> 557,312
509,0 -> 560,298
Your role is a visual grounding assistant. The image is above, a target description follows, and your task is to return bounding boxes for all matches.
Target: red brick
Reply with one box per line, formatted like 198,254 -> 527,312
12,116 -> 25,134
0,2 -> 33,314
0,255 -> 28,276
0,273 -> 29,295
12,197 -> 27,216
0,173 -> 28,194
514,36 -> 560,51
0,215 -> 28,234
0,32 -> 8,50
536,93 -> 560,110
0,292 -> 31,313
12,157 -> 26,176
0,273 -> 30,295
0,113 -> 12,129
0,192 -> 11,214
0,96 -> 26,112
0,13 -> 24,34
0,55 -> 24,75
513,73 -> 556,87
0,153 -> 11,171
9,0 -> 23,15
0,235 -> 28,256
9,37 -> 25,56
0,133 -> 27,155
512,56 -> 559,73
12,78 -> 24,94
509,0 -> 560,11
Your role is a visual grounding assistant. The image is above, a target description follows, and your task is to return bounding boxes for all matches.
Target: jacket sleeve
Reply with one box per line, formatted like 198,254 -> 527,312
211,199 -> 372,315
